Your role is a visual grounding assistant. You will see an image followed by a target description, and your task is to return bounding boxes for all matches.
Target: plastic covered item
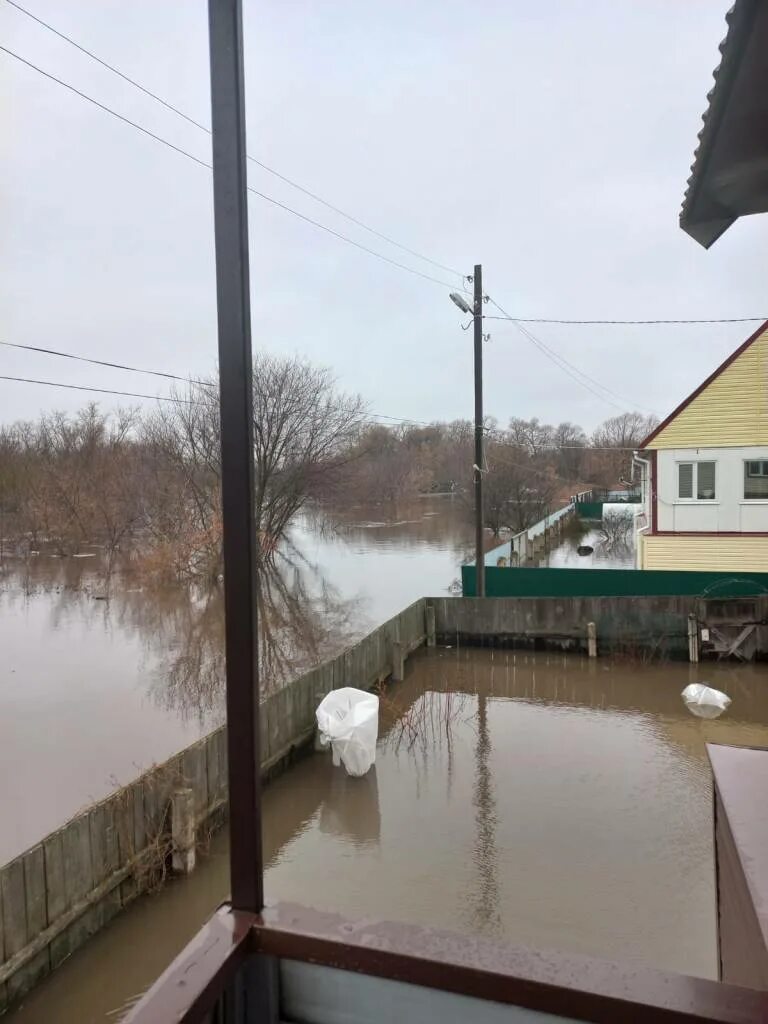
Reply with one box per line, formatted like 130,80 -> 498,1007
681,683 -> 731,720
316,687 -> 379,777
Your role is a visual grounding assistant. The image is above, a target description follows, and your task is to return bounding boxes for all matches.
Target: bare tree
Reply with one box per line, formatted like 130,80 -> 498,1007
7,406 -> 141,561
140,355 -> 366,580
591,412 -> 658,484
483,444 -> 559,535
551,421 -> 587,480
507,417 -> 554,456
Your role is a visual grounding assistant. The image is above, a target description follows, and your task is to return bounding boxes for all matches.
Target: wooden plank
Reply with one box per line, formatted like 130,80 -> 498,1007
206,730 -> 223,809
259,695 -> 270,766
0,859 -> 26,958
182,743 -> 208,821
10,846 -> 50,1000
2,858 -> 30,1005
89,803 -> 121,930
23,846 -> 46,938
60,813 -> 99,957
131,779 -> 147,858
44,831 -> 71,969
116,785 -> 139,907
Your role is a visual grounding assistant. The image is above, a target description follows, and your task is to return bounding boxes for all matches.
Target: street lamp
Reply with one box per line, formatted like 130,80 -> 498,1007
449,292 -> 473,316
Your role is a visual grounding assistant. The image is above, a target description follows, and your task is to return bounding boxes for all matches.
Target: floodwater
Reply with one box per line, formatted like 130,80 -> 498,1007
539,503 -> 637,569
0,497 -> 472,864
10,647 -> 768,1022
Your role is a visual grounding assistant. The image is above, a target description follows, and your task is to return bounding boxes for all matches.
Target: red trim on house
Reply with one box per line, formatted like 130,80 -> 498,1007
650,531 -> 768,537
639,319 -> 768,449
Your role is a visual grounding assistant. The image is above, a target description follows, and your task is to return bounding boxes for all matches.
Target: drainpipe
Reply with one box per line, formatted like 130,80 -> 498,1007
632,451 -> 651,567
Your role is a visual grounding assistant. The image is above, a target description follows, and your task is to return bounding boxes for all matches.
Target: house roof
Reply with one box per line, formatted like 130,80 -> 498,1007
639,319 -> 768,448
680,0 -> 768,248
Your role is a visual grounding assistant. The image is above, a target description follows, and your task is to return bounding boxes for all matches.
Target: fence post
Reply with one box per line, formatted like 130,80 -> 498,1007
426,605 -> 436,648
587,622 -> 597,658
171,789 -> 196,875
688,614 -> 699,663
391,640 -> 404,682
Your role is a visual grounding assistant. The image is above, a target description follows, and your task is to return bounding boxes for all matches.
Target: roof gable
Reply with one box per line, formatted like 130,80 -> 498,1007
641,321 -> 768,449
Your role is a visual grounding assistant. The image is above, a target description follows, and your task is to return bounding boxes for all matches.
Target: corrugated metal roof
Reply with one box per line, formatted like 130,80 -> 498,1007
679,0 -> 760,247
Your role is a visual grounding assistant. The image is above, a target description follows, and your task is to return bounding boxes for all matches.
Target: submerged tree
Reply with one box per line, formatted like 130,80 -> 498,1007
140,355 -> 366,581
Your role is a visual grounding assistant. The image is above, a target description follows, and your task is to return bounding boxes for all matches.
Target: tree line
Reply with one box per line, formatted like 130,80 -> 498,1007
0,352 -> 657,579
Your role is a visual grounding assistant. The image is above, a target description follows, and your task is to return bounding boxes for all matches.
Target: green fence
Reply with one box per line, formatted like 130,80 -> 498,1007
462,565 -> 768,599
574,502 -> 604,519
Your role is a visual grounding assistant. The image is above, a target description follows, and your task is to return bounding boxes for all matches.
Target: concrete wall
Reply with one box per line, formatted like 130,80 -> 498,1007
0,599 -> 429,1013
431,595 -> 701,658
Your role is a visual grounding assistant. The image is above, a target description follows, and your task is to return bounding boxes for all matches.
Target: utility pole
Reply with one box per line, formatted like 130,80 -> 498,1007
473,264 -> 485,597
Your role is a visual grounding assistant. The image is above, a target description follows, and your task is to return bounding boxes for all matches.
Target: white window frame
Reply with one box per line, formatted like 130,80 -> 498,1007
675,460 -> 717,503
743,459 -> 768,501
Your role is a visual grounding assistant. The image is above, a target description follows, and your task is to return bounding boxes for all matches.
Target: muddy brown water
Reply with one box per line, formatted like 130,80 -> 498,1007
0,498 -> 473,864
9,647 -> 768,1022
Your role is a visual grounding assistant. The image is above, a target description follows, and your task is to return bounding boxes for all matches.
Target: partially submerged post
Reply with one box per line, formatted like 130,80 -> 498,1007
688,613 -> 700,663
171,789 -> 196,874
587,621 -> 597,658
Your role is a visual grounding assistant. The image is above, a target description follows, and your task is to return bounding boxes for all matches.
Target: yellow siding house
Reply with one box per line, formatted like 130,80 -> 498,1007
637,321 -> 768,571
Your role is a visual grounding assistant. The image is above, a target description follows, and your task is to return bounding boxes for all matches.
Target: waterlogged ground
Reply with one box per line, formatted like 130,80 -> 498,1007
10,647 -> 768,1023
0,497 -> 473,862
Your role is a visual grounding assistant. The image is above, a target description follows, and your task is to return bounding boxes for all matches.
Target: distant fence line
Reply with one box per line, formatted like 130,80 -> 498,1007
0,598 -> 430,1013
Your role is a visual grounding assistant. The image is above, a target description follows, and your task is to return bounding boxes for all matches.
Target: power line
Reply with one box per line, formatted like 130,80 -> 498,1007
0,374 -> 198,404
0,339 -> 214,388
484,315 -> 768,326
487,297 -> 657,415
0,332 -> 655,436
6,0 -> 463,281
0,43 -> 460,292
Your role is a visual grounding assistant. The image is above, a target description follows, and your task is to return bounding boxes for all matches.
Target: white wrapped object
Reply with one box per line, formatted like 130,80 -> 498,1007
681,683 -> 731,720
316,687 -> 379,777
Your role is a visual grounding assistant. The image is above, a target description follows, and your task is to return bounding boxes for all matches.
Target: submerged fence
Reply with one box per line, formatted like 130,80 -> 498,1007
0,599 -> 430,1012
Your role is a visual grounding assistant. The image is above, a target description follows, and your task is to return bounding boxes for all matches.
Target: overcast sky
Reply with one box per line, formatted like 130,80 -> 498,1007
1,0 -> 764,432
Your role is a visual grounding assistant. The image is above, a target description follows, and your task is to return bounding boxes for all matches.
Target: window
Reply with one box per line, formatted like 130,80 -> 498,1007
744,460 -> 768,500
677,461 -> 716,500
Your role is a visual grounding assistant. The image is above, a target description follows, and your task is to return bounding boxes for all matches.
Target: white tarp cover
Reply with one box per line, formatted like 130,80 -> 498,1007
316,687 -> 379,777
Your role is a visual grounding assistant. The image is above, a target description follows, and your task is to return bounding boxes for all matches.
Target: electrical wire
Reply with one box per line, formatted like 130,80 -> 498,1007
0,339 -> 214,388
0,43 -> 461,292
5,8 -> 765,325
487,297 -> 657,415
0,337 -> 445,426
0,374 -> 198,404
484,315 -> 768,326
0,335 -> 651,436
6,0 -> 464,282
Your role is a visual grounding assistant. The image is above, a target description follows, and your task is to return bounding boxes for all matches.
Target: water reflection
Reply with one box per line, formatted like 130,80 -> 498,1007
541,508 -> 636,569
470,694 -> 501,936
318,763 -> 381,849
141,550 -> 363,723
9,647 -> 768,1023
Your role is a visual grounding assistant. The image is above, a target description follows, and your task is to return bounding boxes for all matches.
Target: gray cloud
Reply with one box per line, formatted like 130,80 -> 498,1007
1,0 -> 761,430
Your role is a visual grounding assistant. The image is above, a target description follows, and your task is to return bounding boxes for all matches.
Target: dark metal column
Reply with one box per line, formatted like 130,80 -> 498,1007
208,0 -> 264,911
473,264 -> 485,597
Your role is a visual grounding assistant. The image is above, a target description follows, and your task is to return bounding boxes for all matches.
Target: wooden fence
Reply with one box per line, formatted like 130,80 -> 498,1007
0,598 -> 429,1012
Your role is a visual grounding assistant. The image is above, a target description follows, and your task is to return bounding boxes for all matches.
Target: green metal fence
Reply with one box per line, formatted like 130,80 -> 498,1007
461,564 -> 768,599
574,502 -> 604,519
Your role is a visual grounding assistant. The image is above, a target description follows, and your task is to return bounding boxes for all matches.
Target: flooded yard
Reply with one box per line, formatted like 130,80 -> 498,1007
0,497 -> 472,863
10,646 -> 768,1023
